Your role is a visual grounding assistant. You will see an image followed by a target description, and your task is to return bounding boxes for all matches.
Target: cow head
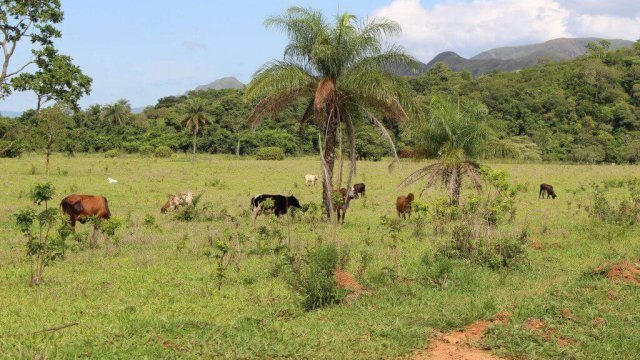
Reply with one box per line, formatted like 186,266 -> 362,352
407,193 -> 415,202
287,195 -> 301,209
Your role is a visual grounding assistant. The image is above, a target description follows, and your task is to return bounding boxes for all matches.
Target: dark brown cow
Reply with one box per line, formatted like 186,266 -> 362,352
60,195 -> 111,231
352,183 -> 366,198
539,184 -> 557,199
396,193 -> 415,219
332,188 -> 354,224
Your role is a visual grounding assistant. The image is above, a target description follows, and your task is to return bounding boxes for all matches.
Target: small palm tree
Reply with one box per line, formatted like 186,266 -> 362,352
399,96 -> 493,205
102,99 -> 131,126
246,7 -> 417,218
180,98 -> 209,160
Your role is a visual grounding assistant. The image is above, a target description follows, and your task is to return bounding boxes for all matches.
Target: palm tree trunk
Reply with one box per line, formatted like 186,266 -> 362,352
192,131 -> 197,161
322,115 -> 339,218
449,166 -> 462,205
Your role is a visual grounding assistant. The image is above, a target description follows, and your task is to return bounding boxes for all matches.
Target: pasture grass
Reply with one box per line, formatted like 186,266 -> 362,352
0,153 -> 639,359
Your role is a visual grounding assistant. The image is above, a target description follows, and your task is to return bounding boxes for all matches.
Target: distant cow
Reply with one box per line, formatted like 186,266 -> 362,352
332,188 -> 356,224
107,177 -> 118,184
60,195 -> 111,231
351,183 -> 366,198
305,174 -> 319,186
161,191 -> 193,213
251,194 -> 301,226
539,184 -> 557,199
396,193 -> 415,219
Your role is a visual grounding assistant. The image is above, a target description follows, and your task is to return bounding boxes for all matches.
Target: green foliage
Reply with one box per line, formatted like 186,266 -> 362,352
587,179 -> 640,226
256,146 -> 285,160
14,182 -> 70,285
30,182 -> 55,205
154,145 -> 173,158
104,149 -> 120,158
283,243 -> 346,311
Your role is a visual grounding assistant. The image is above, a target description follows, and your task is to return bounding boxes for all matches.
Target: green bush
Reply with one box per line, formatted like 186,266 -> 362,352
104,149 -> 120,158
122,141 -> 141,153
154,145 -> 173,158
256,147 -> 285,160
284,244 -> 346,310
0,140 -> 23,158
139,145 -> 154,156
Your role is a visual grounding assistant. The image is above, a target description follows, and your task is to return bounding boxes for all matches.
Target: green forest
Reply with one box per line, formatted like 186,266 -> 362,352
2,40 -> 639,163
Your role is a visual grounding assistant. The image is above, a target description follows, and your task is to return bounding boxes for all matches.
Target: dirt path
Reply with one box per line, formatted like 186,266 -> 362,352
410,316 -> 507,360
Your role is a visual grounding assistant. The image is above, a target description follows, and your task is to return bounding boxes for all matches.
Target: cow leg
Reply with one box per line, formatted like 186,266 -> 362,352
70,216 -> 77,233
252,207 -> 260,228
90,224 -> 99,248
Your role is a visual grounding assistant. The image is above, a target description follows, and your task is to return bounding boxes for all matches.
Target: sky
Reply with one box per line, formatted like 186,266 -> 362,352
1,0 -> 639,112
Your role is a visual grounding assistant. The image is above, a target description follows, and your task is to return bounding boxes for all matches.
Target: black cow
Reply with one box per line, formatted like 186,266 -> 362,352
352,183 -> 366,198
251,194 -> 301,226
539,184 -> 557,199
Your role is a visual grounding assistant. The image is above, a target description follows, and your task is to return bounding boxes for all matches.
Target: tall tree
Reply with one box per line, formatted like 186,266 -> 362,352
0,0 -> 64,97
245,7 -> 417,218
101,99 -> 131,126
11,46 -> 91,175
180,97 -> 209,160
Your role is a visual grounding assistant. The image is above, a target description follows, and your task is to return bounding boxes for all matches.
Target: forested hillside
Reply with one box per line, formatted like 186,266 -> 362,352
1,40 -> 639,163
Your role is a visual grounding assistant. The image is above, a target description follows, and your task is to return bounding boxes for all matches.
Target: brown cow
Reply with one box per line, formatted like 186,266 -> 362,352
332,188 -> 355,224
60,195 -> 111,231
396,193 -> 414,219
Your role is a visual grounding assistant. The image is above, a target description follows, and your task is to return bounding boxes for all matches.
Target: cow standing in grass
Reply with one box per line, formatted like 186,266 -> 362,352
161,191 -> 193,213
251,194 -> 301,227
539,184 -> 557,199
396,193 -> 414,219
351,183 -> 365,198
60,195 -> 111,231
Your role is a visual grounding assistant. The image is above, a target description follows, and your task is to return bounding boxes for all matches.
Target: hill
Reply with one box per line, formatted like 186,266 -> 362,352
410,37 -> 635,76
192,76 -> 244,92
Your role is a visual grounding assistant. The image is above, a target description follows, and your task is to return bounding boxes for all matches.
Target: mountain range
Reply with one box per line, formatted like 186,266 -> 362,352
407,37 -> 634,76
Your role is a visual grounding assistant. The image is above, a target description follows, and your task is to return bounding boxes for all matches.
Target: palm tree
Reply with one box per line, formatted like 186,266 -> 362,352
180,98 -> 209,160
245,7 -> 417,218
399,96 -> 492,205
102,99 -> 131,126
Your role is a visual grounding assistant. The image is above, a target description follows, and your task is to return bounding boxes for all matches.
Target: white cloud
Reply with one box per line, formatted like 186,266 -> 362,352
372,0 -> 640,61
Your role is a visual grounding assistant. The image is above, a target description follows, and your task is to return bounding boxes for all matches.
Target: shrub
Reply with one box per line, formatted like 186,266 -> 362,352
14,182 -> 70,285
154,145 -> 173,158
284,244 -> 346,310
139,145 -> 154,156
104,149 -> 120,158
256,147 -> 285,160
122,141 -> 141,153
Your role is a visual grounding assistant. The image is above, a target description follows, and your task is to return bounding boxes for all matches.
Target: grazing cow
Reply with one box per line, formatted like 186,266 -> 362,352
107,177 -> 118,184
396,193 -> 415,219
161,191 -> 193,213
351,183 -> 366,198
60,195 -> 111,231
332,188 -> 355,224
251,194 -> 301,226
305,174 -> 319,186
539,184 -> 557,199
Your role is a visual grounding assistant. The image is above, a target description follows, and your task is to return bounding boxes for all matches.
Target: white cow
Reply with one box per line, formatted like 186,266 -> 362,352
107,177 -> 118,184
304,174 -> 319,186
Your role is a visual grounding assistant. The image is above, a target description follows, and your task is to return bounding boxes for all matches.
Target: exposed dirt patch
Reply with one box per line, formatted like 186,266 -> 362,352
604,260 -> 640,285
410,316 -> 508,360
524,318 -> 548,333
530,240 -> 545,250
335,270 -> 368,302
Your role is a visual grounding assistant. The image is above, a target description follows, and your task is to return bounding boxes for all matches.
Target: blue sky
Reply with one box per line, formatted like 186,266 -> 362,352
1,0 -> 638,112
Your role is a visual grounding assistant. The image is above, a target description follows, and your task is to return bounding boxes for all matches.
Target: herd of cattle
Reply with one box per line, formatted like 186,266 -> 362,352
57,174 -> 558,232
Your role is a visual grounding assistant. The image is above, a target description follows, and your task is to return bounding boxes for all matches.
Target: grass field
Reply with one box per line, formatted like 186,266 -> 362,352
1,154 -> 639,359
